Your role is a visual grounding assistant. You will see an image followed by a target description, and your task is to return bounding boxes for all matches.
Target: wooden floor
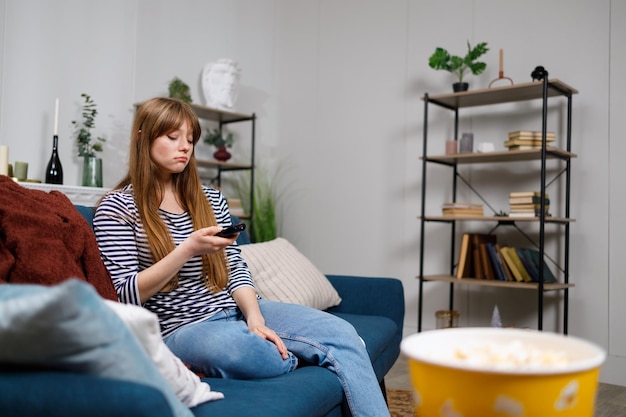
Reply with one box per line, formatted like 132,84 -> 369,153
386,355 -> 626,416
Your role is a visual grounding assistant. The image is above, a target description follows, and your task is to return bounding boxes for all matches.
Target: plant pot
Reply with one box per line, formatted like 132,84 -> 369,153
213,146 -> 232,162
82,156 -> 102,187
453,82 -> 469,92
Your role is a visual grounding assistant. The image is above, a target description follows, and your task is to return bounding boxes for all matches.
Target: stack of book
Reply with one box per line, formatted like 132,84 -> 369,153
456,233 -> 557,283
441,202 -> 484,216
509,191 -> 550,218
504,130 -> 556,151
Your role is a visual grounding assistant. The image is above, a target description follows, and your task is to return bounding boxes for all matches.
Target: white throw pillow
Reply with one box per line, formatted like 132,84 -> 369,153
105,300 -> 224,407
240,238 -> 342,310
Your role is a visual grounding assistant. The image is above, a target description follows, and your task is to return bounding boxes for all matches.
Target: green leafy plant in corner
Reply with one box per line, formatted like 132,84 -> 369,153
204,128 -> 234,148
72,93 -> 106,157
168,77 -> 192,103
428,41 -> 489,84
234,167 -> 283,243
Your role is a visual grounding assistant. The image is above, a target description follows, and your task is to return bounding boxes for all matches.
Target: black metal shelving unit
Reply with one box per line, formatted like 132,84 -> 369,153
191,104 -> 256,234
417,72 -> 578,334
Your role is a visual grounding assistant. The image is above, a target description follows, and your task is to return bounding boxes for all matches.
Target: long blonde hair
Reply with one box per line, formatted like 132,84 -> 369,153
114,97 -> 229,292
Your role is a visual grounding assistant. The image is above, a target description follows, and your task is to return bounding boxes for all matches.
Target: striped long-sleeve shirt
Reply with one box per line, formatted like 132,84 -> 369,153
93,185 -> 253,337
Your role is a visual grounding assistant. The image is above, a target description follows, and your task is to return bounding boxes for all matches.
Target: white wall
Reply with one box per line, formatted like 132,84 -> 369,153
1,0 -> 624,385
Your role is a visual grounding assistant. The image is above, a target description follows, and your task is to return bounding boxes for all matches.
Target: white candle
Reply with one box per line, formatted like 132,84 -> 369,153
54,98 -> 59,136
0,145 -> 8,176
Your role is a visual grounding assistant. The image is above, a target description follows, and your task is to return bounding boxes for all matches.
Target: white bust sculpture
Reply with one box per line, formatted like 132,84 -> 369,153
202,59 -> 241,110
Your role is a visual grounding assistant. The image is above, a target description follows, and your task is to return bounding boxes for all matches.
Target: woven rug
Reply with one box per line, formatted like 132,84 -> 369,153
387,389 -> 416,417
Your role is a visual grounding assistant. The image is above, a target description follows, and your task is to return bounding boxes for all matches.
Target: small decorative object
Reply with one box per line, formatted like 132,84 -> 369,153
203,128 -> 233,162
435,310 -> 459,329
428,41 -> 489,92
459,132 -> 473,153
202,58 -> 241,110
82,156 -> 102,188
488,48 -> 514,88
531,65 -> 548,81
477,142 -> 495,153
490,305 -> 502,327
168,77 -> 192,103
0,145 -> 9,176
445,140 -> 457,155
14,161 -> 28,181
72,93 -> 105,187
45,98 -> 64,184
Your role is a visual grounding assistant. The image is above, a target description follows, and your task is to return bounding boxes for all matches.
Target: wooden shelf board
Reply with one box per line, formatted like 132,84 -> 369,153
424,148 -> 576,164
422,79 -> 578,109
196,159 -> 252,170
190,103 -> 254,123
421,275 -> 574,291
229,210 -> 250,219
133,102 -> 253,123
423,215 -> 574,223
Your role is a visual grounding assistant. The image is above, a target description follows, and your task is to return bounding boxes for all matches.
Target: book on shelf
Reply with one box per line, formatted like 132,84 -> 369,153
509,191 -> 549,198
500,247 -> 533,282
442,202 -> 484,216
504,138 -> 556,146
442,208 -> 484,216
506,144 -> 557,151
479,241 -> 496,280
504,139 -> 556,150
507,130 -> 556,140
471,234 -> 497,279
519,248 -> 558,283
508,211 -> 551,218
496,244 -> 516,282
509,196 -> 550,205
456,233 -> 473,279
442,202 -> 483,209
516,248 -> 540,282
487,243 -> 515,281
510,203 -> 550,211
485,243 -> 506,281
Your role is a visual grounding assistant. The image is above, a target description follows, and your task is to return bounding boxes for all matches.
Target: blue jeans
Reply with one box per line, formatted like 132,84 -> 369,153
164,300 -> 390,417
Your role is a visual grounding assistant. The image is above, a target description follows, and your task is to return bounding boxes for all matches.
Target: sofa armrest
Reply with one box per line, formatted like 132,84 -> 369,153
325,275 -> 404,339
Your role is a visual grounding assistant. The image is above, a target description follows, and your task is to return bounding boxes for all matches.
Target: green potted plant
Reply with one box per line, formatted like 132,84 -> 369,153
204,128 -> 234,162
168,77 -> 192,103
72,93 -> 106,187
428,41 -> 489,92
233,166 -> 283,243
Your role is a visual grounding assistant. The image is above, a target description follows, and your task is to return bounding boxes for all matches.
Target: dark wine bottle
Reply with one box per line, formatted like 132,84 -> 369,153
45,135 -> 63,184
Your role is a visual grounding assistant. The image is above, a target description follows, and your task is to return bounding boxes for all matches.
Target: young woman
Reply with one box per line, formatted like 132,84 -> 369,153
93,97 -> 390,417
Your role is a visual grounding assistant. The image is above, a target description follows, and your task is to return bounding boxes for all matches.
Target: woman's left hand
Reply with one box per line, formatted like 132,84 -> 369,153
247,321 -> 290,360
232,287 -> 290,360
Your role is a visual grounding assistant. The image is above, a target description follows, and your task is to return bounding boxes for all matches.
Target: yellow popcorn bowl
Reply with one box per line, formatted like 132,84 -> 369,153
400,327 -> 606,417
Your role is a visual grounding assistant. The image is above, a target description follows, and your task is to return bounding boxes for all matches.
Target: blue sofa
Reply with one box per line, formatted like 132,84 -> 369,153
0,205 -> 405,417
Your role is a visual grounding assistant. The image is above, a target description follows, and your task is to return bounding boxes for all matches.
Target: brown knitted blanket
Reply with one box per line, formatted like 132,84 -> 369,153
0,176 -> 117,300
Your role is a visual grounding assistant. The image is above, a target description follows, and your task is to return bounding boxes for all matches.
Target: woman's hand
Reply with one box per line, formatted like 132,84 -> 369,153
135,226 -> 236,303
232,287 -> 290,360
246,319 -> 290,360
180,226 -> 238,257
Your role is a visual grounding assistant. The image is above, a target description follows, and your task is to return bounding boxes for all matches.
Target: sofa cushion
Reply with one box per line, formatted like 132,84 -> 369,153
0,371 -> 176,417
331,313 -> 397,364
193,366 -> 343,417
239,238 -> 342,310
0,279 -> 194,417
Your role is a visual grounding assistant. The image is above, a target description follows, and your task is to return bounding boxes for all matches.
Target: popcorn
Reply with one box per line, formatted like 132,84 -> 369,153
433,339 -> 569,371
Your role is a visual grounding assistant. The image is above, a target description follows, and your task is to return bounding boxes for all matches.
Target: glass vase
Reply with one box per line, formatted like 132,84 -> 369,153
82,156 -> 102,187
